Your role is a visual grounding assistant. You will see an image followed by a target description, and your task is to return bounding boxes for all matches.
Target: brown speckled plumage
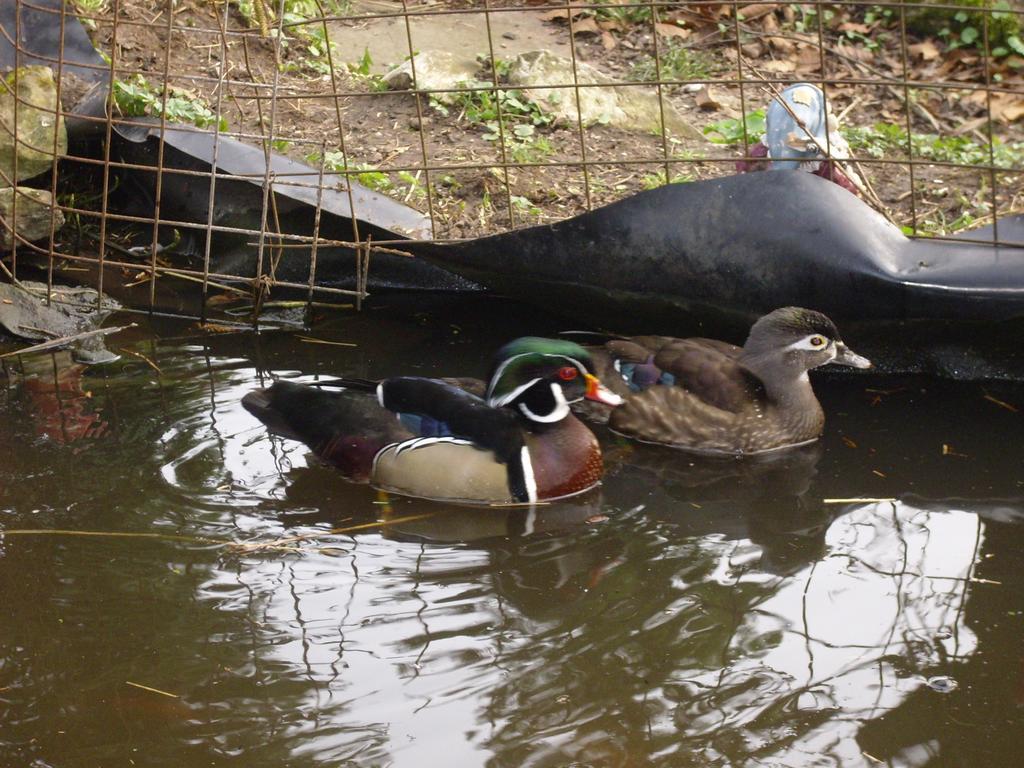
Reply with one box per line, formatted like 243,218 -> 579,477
580,308 -> 869,455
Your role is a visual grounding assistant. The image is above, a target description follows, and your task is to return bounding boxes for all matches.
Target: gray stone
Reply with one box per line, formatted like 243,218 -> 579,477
507,50 -> 703,139
0,66 -> 67,187
0,186 -> 64,248
0,281 -> 120,364
383,51 -> 482,104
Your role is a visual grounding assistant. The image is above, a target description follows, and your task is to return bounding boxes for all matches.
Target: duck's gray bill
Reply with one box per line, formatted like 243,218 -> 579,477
835,343 -> 872,369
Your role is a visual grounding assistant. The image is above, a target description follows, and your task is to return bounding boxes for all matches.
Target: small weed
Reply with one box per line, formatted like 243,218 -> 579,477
632,42 -> 713,83
432,80 -> 555,162
703,110 -> 766,145
236,0 -> 354,75
113,74 -> 227,131
309,153 -> 427,203
510,195 -> 542,217
590,0 -> 657,25
70,0 -> 109,29
345,48 -> 388,91
641,169 -> 695,189
843,123 -> 1024,168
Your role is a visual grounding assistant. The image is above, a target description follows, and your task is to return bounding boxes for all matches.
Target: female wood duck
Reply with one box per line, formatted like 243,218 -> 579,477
581,307 -> 871,455
242,337 -> 623,505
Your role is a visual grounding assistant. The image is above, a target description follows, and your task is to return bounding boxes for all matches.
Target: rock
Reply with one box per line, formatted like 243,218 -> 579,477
0,66 -> 67,187
0,281 -> 120,364
0,186 -> 64,248
507,50 -> 703,139
383,51 -> 482,104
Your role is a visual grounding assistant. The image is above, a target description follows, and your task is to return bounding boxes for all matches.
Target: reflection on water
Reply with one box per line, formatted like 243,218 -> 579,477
1,298 -> 1022,767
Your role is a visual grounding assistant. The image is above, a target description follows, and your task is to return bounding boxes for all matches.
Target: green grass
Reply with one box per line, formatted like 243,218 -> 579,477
640,169 -> 695,189
632,42 -> 714,83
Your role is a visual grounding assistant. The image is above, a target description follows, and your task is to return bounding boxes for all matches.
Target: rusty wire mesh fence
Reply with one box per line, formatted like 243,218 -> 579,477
1,0 -> 1022,319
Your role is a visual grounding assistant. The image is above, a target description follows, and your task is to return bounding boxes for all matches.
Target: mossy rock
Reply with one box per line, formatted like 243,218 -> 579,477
0,66 -> 67,187
904,0 -> 1021,48
0,186 -> 64,248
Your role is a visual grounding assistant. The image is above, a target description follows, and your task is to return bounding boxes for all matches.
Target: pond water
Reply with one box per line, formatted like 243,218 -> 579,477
2,295 -> 1022,767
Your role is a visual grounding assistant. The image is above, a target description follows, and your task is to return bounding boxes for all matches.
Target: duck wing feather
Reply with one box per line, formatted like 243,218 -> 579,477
650,338 -> 764,413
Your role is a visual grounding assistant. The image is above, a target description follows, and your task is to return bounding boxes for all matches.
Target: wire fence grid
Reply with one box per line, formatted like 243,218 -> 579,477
1,0 -> 1022,320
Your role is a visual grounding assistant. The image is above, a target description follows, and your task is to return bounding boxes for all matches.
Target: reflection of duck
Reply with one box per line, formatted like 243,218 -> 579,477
275,465 -> 608,545
604,440 -> 832,575
243,338 -> 621,505
580,308 -> 870,455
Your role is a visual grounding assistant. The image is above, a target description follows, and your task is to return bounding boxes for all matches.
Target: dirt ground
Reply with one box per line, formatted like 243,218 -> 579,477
88,0 -> 1024,242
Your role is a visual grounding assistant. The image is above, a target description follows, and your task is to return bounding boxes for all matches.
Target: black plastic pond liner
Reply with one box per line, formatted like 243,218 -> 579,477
105,121 -> 479,293
405,172 -> 1024,379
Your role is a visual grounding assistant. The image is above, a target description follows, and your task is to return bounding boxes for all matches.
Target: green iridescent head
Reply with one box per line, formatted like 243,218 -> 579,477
486,337 -> 621,423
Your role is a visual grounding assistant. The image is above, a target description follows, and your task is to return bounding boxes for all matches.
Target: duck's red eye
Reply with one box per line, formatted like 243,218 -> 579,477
558,366 -> 579,381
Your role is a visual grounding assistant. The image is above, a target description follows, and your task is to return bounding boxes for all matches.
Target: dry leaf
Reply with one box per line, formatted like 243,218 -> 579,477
908,40 -> 940,61
601,30 -> 617,51
741,41 -> 765,58
538,9 -> 570,21
762,58 -> 797,73
991,94 -> 1024,122
796,45 -> 822,71
695,85 -> 721,111
571,17 -> 600,36
839,21 -> 872,34
655,22 -> 690,40
739,3 -> 778,20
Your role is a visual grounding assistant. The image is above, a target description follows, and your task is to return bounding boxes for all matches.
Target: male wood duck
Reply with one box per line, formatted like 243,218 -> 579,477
242,337 -> 623,505
579,307 -> 871,455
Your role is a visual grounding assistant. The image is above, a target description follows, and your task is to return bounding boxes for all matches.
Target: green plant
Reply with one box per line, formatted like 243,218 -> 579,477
589,0 -> 659,25
864,1 -> 1023,57
308,153 -> 428,203
640,169 -> 695,189
703,110 -> 766,145
632,42 -> 713,83
113,75 -> 227,131
70,0 -> 109,29
431,80 -> 555,162
236,0 -> 353,74
345,48 -> 388,91
843,123 -> 1024,168
510,195 -> 542,217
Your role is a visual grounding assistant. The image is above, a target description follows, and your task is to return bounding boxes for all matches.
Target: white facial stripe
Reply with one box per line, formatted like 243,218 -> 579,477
520,445 -> 538,504
376,382 -> 386,408
489,377 -> 541,407
518,383 -> 571,423
786,334 -> 832,352
486,352 -> 589,403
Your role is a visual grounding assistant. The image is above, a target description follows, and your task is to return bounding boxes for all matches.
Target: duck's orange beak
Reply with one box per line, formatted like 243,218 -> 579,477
584,373 -> 624,406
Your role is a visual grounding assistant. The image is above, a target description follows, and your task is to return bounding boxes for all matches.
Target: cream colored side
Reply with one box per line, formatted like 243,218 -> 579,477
372,440 -> 511,504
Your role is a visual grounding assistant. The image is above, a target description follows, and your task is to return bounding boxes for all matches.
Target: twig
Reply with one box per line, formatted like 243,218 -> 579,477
0,324 -> 133,360
296,336 -> 357,347
125,681 -> 179,698
119,346 -> 163,375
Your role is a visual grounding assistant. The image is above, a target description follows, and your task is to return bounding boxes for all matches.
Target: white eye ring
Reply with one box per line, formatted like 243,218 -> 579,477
788,334 -> 831,352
